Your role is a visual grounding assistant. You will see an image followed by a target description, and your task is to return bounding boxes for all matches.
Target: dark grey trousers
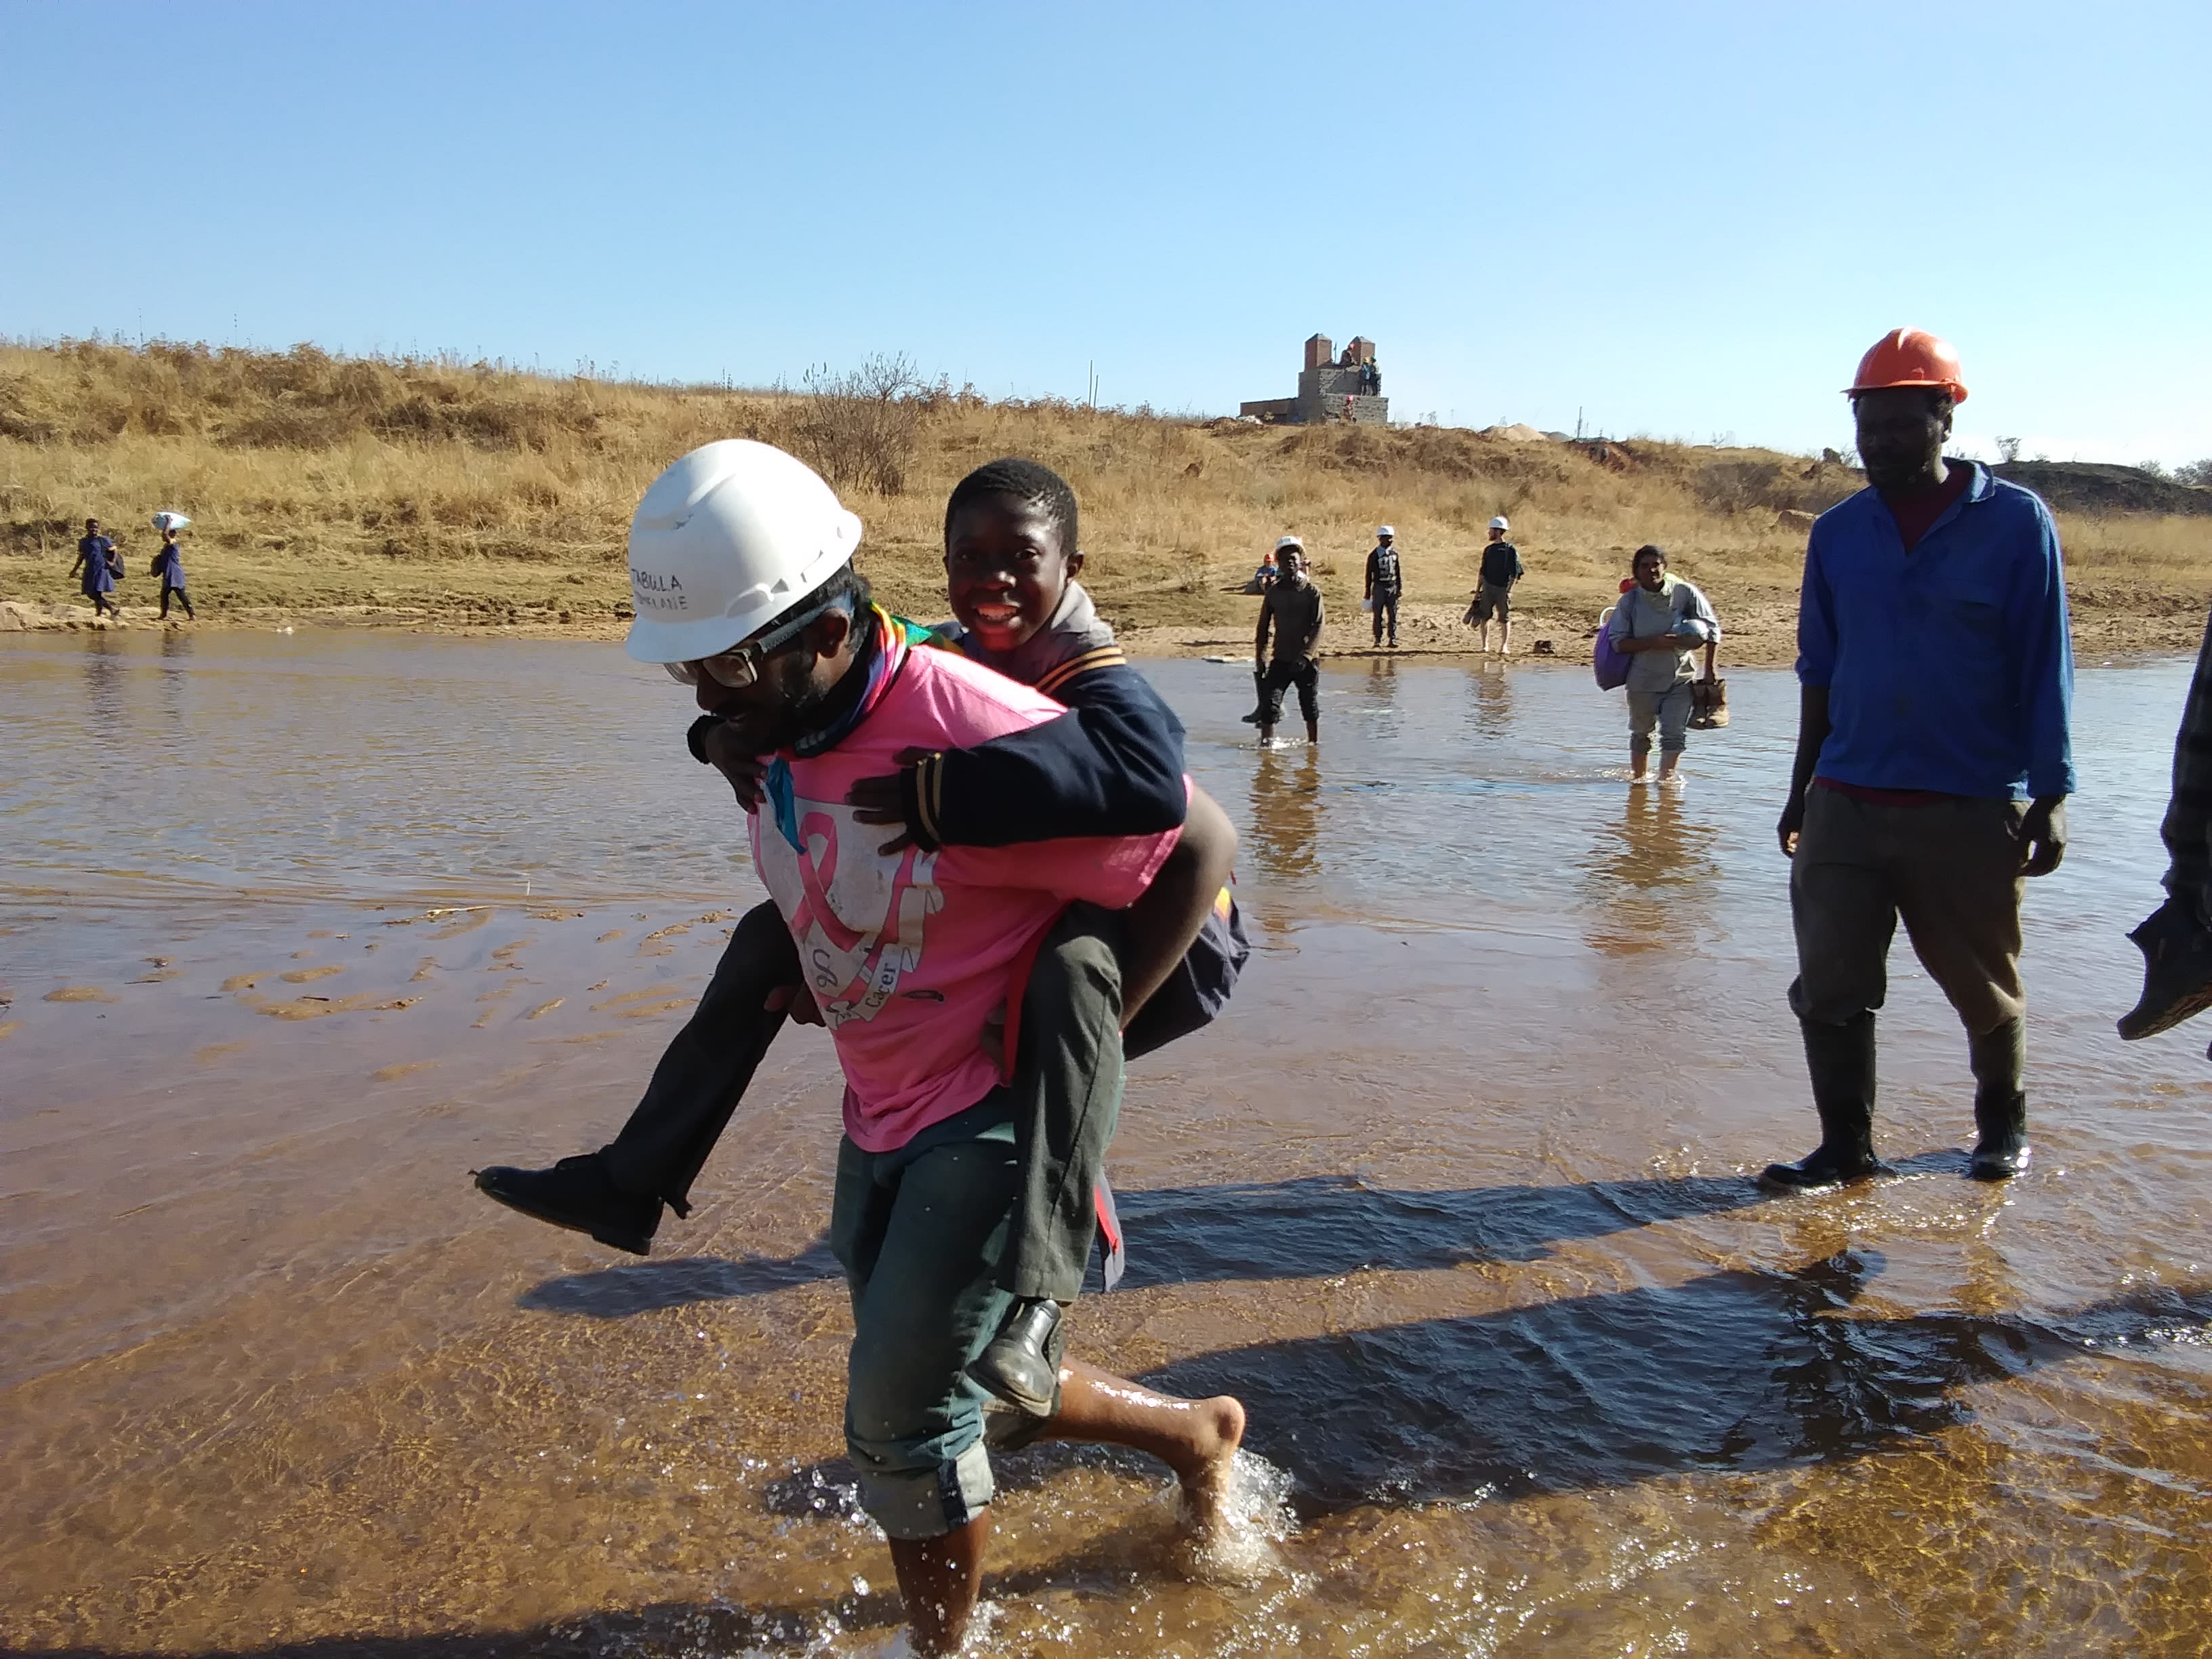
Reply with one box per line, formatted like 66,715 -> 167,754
598,897 -> 1124,1301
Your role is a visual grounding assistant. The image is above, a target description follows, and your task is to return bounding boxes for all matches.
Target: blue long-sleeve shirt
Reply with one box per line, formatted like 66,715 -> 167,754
1795,462 -> 2075,800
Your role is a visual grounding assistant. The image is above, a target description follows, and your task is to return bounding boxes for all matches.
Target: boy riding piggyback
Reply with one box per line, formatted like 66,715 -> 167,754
478,454 -> 1244,1412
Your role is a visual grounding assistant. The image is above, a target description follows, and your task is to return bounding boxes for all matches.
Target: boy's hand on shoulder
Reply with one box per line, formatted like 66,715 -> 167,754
846,746 -> 937,855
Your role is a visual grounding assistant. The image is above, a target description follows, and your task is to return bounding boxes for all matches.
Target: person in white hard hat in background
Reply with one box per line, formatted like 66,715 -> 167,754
1470,516 -> 1524,655
485,441 -> 1248,1655
1365,525 -> 1403,649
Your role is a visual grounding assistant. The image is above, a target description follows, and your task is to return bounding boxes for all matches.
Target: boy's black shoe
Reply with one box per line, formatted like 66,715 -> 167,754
473,1154 -> 661,1256
966,1298 -> 1061,1418
2117,897 -> 2212,1040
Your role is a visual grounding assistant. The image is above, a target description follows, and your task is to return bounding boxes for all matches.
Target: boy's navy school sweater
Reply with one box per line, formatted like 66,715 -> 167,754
909,579 -> 1187,849
689,580 -> 1187,851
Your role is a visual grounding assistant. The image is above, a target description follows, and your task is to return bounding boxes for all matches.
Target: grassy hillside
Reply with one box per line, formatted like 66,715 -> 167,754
4,340 -> 2207,660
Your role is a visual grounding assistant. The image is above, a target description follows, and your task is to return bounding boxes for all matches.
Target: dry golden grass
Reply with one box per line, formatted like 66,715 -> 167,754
3,340 -> 2205,660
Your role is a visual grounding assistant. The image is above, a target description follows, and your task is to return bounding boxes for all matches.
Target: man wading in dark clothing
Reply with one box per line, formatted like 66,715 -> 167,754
1365,525 -> 1403,649
1766,328 -> 2072,1191
1254,540 -> 1324,745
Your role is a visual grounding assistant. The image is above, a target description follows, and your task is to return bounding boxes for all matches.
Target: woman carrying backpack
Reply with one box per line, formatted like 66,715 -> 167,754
1605,544 -> 1721,785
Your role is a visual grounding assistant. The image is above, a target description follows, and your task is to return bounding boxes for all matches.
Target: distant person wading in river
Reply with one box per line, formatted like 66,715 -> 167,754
1767,328 -> 2073,1193
1606,545 -> 1719,785
1252,539 -> 1324,745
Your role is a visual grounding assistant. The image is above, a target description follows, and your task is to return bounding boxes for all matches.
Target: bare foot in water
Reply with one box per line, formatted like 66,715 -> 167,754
1166,1393 -> 1247,1542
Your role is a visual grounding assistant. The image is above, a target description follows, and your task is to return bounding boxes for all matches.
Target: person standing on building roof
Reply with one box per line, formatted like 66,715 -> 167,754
70,518 -> 119,618
1470,516 -> 1523,655
1766,327 -> 2072,1192
1365,525 -> 1403,649
1254,539 -> 1324,745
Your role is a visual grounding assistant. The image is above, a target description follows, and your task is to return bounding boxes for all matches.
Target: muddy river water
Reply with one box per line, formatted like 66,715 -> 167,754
3,631 -> 2209,1657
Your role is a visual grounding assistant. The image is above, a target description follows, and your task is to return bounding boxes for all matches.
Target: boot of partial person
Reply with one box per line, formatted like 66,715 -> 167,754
965,1298 -> 1063,1418
1761,1013 -> 1889,1189
474,1153 -> 663,1255
1967,1017 -> 2030,1181
2116,895 -> 2212,1040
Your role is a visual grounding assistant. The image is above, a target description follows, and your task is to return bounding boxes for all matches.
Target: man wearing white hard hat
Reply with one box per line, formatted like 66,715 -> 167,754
495,441 -> 1250,1654
1364,525 -> 1403,649
1471,515 -> 1524,656
1252,537 -> 1324,743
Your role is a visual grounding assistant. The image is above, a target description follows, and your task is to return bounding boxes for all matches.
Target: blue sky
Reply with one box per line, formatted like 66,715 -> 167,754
4,1 -> 2207,465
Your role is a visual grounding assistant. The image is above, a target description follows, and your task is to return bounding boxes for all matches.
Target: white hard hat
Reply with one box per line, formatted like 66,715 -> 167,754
623,440 -> 863,665
1377,525 -> 1395,537
1489,516 -> 1510,531
1275,535 -> 1303,551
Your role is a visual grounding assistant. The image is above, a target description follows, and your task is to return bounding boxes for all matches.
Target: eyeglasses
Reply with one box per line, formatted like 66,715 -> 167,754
662,599 -> 843,691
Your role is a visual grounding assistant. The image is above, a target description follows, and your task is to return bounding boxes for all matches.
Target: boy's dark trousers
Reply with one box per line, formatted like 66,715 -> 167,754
1258,655 -> 1322,727
598,896 -> 1124,1303
598,897 -> 796,1214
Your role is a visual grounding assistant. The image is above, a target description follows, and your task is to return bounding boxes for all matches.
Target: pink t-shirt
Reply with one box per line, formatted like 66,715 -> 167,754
750,640 -> 1180,1153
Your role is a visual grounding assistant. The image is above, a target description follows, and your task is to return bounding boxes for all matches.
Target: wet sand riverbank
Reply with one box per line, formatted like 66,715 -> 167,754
5,637 -> 2210,1656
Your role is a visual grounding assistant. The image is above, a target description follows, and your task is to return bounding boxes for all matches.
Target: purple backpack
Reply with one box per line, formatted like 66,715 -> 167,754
1593,605 -> 1631,691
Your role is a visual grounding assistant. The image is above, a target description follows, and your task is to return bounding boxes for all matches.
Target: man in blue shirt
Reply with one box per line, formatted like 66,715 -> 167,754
1766,329 -> 2073,1190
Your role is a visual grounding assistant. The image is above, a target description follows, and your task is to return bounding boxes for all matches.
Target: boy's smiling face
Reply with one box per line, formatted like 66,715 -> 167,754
944,493 -> 1083,653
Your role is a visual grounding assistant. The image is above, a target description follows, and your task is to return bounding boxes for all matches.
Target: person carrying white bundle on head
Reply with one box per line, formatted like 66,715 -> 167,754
1605,544 -> 1721,786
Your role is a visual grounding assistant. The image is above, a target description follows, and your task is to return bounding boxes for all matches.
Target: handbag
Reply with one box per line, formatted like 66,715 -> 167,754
1689,642 -> 1729,729
1593,605 -> 1631,691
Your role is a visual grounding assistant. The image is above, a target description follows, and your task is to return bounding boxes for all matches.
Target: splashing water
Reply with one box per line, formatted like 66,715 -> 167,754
1166,1448 -> 1298,1584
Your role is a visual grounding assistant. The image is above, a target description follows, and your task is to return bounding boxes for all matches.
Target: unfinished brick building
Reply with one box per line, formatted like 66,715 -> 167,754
1240,333 -> 1389,426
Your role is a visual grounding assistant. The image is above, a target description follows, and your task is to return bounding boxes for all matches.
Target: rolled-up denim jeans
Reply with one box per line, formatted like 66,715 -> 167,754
829,1095 -> 1061,1539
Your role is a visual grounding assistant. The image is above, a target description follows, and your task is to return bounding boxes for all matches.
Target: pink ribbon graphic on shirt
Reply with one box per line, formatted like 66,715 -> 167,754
790,813 -> 864,952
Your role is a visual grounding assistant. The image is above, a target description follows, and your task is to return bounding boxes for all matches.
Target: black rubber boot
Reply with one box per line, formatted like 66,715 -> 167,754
966,1298 -> 1062,1418
2117,896 -> 2212,1040
1967,1018 -> 2030,1181
474,1153 -> 663,1255
1761,1014 -> 1890,1189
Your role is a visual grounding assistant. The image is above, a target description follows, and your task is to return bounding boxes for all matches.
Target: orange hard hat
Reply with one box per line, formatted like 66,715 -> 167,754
1846,328 -> 1967,405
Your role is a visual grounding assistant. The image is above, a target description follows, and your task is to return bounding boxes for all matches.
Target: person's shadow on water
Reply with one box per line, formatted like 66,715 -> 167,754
1141,1252 -> 2212,1515
38,1269 -> 2211,1659
515,1171 -> 1785,1317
